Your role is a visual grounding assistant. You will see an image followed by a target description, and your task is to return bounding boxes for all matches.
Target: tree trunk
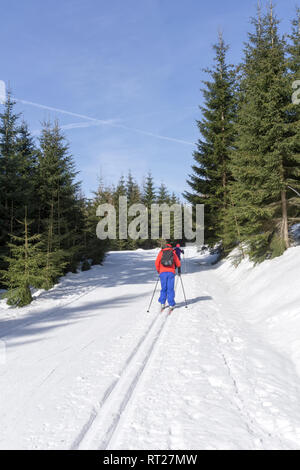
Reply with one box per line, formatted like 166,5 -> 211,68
281,189 -> 289,249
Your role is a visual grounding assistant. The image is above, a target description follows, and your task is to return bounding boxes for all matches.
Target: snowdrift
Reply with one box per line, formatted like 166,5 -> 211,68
217,246 -> 300,373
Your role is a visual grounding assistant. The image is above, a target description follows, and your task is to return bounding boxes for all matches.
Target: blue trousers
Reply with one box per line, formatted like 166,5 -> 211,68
158,272 -> 175,307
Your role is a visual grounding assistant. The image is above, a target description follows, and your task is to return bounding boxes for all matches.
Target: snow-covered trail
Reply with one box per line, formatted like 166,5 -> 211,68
1,248 -> 300,450
0,250 -> 163,449
110,259 -> 300,450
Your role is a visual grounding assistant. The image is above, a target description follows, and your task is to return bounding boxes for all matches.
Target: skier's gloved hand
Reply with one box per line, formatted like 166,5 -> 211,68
177,267 -> 181,275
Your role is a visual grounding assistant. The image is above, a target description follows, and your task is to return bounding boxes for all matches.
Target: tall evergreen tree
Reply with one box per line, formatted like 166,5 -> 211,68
83,177 -> 113,265
126,171 -> 141,205
142,172 -> 156,208
126,172 -> 142,249
16,121 -> 38,219
82,196 -> 108,266
157,183 -> 170,205
184,32 -> 236,248
113,175 -> 128,250
229,3 -> 300,261
37,121 -> 81,286
142,172 -> 156,247
0,93 -> 22,259
286,7 -> 300,234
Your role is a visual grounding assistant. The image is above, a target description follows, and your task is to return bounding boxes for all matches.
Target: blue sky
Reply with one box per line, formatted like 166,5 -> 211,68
0,0 -> 299,198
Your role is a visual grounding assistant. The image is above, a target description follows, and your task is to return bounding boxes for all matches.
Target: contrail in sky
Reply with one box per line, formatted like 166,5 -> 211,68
14,97 -> 194,146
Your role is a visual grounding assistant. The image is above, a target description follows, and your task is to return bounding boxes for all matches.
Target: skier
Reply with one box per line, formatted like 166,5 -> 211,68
174,243 -> 184,260
174,243 -> 185,274
155,243 -> 181,313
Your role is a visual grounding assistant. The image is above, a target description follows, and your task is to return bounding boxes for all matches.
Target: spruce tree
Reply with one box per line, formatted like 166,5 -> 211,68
142,172 -> 156,207
126,172 -> 142,249
142,172 -> 156,248
113,175 -> 128,250
184,32 -> 236,248
83,177 -> 112,265
0,93 -> 22,264
16,121 -> 38,220
126,171 -> 141,205
286,7 -> 300,236
83,196 -> 108,266
169,192 -> 182,244
227,7 -> 272,260
1,208 -> 45,307
157,183 -> 170,205
229,3 -> 300,261
37,121 -> 81,286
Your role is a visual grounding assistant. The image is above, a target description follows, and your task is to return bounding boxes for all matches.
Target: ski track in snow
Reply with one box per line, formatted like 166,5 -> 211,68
1,248 -> 300,449
71,312 -> 167,449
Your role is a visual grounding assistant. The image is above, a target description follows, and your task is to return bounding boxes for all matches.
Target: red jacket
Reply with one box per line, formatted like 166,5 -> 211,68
155,247 -> 181,274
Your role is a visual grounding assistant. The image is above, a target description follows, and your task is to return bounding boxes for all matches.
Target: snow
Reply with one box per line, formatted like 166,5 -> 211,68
218,246 -> 300,376
1,246 -> 300,449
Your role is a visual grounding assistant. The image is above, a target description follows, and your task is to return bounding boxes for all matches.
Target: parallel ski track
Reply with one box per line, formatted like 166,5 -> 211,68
71,310 -> 169,450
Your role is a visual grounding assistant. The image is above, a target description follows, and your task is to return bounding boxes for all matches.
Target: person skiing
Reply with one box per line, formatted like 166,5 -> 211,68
174,243 -> 184,260
155,243 -> 181,313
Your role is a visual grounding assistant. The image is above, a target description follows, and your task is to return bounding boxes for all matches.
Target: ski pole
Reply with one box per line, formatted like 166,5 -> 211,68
147,277 -> 160,312
179,274 -> 188,308
183,253 -> 186,274
175,275 -> 179,292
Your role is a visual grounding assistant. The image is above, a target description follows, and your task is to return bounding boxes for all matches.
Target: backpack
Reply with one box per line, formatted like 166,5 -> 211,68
161,248 -> 174,267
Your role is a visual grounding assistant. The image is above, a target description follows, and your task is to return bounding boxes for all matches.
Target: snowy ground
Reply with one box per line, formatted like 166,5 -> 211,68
1,246 -> 300,450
